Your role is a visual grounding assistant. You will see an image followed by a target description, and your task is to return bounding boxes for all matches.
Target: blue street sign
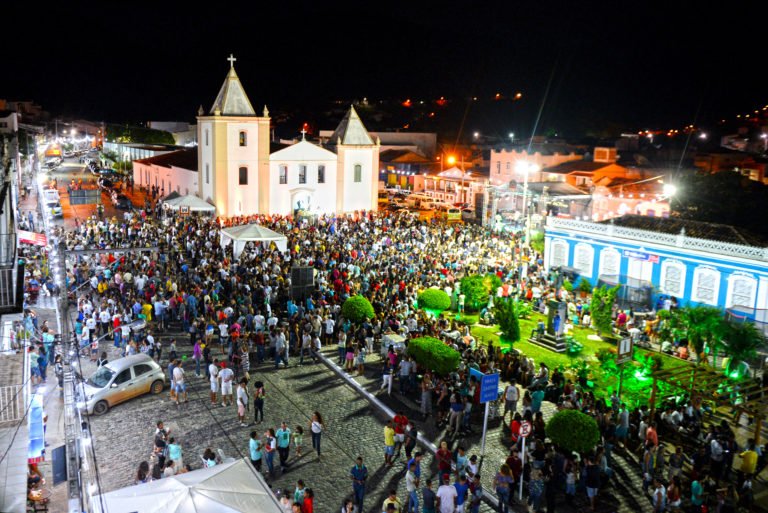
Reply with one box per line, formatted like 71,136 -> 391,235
479,372 -> 500,404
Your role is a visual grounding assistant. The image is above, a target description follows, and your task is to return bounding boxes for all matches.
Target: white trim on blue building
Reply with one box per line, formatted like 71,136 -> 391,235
544,217 -> 768,322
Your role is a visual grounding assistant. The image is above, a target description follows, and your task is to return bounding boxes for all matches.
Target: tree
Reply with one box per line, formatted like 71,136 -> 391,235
546,410 -> 601,454
460,275 -> 489,312
721,320 -> 765,376
591,285 -> 620,338
530,231 -> 545,254
341,295 -> 375,323
494,297 -> 522,344
418,288 -> 451,313
677,306 -> 724,363
408,337 -> 461,375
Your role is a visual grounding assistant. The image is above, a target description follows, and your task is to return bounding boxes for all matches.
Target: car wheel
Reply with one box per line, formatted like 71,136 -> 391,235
93,400 -> 109,415
150,380 -> 164,395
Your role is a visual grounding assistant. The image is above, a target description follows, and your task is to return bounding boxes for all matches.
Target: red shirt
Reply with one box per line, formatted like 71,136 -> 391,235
393,414 -> 408,435
302,497 -> 313,513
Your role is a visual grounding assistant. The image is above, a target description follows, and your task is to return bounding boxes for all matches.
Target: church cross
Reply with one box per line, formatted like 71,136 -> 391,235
227,54 -> 237,68
300,128 -> 307,140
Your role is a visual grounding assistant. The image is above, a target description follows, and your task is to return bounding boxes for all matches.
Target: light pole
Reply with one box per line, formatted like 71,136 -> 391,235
516,161 -> 540,247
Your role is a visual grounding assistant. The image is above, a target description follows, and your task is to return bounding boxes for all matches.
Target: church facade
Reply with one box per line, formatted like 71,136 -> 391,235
196,57 -> 379,217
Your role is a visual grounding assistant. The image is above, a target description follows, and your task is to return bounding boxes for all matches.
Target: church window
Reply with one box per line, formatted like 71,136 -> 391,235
573,243 -> 594,278
239,131 -> 247,146
239,166 -> 248,185
354,164 -> 362,183
318,165 -> 325,184
205,164 -> 210,184
205,129 -> 209,146
299,165 -> 307,184
279,165 -> 288,185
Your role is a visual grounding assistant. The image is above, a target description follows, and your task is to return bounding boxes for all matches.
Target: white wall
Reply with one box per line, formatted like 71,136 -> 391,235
133,162 -> 197,196
268,160 -> 337,215
199,121 -> 214,203
489,149 -> 582,185
340,148 -> 376,212
225,122 -> 261,215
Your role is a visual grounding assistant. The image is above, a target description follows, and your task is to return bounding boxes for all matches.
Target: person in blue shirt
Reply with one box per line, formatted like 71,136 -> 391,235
276,422 -> 292,472
422,479 -> 436,513
407,452 -> 423,479
249,431 -> 263,473
454,474 -> 470,513
350,456 -> 368,511
531,387 -> 545,415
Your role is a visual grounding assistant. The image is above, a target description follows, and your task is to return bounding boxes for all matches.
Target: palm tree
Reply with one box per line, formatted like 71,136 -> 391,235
721,320 -> 765,377
677,306 -> 724,364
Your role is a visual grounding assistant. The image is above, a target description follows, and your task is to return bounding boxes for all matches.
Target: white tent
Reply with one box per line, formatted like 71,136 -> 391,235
220,224 -> 288,259
93,459 -> 282,513
163,194 -> 216,212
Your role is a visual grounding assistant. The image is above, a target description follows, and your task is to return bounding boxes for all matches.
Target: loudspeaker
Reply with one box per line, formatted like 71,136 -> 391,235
291,267 -> 315,300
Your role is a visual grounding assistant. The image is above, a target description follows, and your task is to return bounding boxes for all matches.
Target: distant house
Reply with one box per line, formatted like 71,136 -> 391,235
544,215 -> 768,321
489,143 -> 584,186
379,149 -> 434,189
133,148 -> 199,197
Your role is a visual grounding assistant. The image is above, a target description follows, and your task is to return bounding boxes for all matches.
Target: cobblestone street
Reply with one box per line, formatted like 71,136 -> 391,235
85,328 -> 657,513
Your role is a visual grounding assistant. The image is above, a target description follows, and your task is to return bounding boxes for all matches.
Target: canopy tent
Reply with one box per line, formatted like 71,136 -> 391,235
163,194 -> 216,212
220,224 -> 288,259
93,459 -> 283,513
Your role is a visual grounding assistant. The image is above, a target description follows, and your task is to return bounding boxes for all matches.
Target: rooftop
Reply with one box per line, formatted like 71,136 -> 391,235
599,214 -> 768,247
134,148 -> 198,171
543,160 -> 613,174
209,63 -> 256,116
327,106 -> 374,146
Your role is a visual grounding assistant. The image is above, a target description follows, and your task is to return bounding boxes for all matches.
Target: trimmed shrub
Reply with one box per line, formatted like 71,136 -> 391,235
494,297 -> 521,344
418,288 -> 451,312
460,275 -> 490,312
546,409 -> 600,454
408,337 -> 460,376
341,295 -> 375,323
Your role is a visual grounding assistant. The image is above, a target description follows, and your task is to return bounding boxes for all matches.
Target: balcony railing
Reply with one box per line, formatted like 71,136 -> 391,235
0,233 -> 16,267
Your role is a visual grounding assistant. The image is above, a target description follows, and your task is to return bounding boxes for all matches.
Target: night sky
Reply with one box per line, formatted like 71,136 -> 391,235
4,2 -> 764,138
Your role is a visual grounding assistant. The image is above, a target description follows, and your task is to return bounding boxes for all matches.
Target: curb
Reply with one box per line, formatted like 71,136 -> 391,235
316,350 -> 505,510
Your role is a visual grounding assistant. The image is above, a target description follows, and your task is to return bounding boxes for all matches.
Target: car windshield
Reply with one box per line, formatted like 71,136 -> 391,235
87,366 -> 115,388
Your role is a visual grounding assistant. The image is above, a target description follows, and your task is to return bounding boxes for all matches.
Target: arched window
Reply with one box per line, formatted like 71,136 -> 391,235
573,243 -> 594,278
660,259 -> 686,297
691,266 -> 720,306
354,164 -> 362,182
239,131 -> 247,147
238,166 -> 248,185
598,248 -> 620,278
726,273 -> 757,309
279,165 -> 288,184
550,239 -> 569,268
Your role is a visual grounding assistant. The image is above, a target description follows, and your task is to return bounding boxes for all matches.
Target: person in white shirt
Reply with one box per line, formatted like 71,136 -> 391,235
436,475 -> 458,513
219,363 -> 234,407
236,379 -> 249,427
208,358 -> 219,405
172,363 -> 187,405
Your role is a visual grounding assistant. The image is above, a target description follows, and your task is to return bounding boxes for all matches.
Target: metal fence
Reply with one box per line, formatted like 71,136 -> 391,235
0,384 -> 24,425
0,233 -> 16,267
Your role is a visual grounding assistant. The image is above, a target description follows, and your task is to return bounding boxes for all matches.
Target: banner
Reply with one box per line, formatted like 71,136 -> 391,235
18,230 -> 47,246
622,249 -> 659,263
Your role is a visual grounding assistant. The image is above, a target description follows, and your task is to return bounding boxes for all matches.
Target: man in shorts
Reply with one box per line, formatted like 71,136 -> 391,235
236,378 -> 249,427
383,420 -> 395,467
219,361 -> 234,407
208,358 -> 219,405
172,359 -> 187,405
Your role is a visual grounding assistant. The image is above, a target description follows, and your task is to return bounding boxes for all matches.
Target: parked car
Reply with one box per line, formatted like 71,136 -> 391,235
113,194 -> 132,210
79,354 -> 166,415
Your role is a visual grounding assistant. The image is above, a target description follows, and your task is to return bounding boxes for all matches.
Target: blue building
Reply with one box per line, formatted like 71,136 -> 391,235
544,215 -> 768,323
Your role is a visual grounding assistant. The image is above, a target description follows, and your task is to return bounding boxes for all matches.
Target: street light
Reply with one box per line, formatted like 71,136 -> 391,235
515,161 -> 540,246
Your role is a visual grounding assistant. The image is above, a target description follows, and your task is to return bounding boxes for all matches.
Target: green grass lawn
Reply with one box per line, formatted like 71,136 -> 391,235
469,311 -> 698,406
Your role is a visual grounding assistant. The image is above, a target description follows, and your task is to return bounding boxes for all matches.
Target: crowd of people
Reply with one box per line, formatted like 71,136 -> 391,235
18,192 -> 761,513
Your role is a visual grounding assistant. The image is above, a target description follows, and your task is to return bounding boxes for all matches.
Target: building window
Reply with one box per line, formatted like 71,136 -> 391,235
205,163 -> 210,184
239,131 -> 247,146
239,166 -> 248,185
691,266 -> 720,306
279,165 -> 288,184
599,248 -> 620,277
660,260 -> 686,297
550,239 -> 569,268
496,162 -> 501,174
354,164 -> 362,182
205,129 -> 209,146
727,274 -> 757,309
573,243 -> 594,278
299,164 -> 307,184
318,165 -> 325,184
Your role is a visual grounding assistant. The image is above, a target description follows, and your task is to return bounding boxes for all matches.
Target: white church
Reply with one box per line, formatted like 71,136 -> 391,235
197,56 -> 380,217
